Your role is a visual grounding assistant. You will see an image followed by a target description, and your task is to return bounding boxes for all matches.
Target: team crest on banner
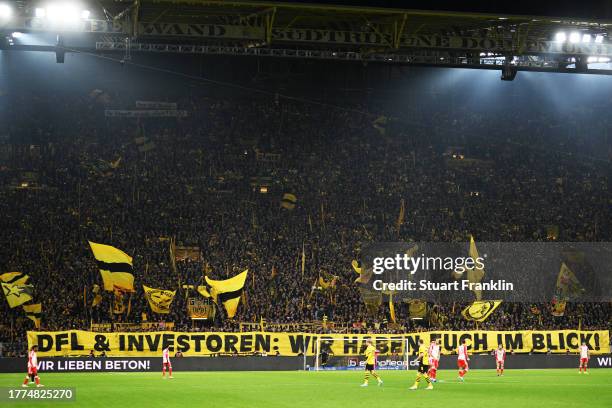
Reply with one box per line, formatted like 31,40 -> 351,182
143,285 -> 176,314
462,300 -> 502,322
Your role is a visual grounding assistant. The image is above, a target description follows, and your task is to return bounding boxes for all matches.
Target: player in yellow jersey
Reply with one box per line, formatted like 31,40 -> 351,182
360,339 -> 383,387
409,339 -> 433,390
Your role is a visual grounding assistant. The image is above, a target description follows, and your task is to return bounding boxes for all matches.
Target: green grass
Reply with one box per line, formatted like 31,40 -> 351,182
1,369 -> 611,408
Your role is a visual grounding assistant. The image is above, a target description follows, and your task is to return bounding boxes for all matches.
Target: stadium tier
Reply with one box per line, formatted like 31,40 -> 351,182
0,1 -> 611,407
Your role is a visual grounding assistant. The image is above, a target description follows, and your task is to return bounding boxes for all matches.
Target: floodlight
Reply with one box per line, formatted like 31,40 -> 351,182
47,5 -> 61,20
63,5 -> 79,22
35,7 -> 46,18
594,35 -> 604,43
0,3 -> 12,18
569,32 -> 580,43
555,32 -> 566,42
582,34 -> 591,43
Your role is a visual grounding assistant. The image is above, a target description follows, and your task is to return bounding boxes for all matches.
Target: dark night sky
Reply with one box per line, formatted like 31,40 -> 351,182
272,1 -> 612,19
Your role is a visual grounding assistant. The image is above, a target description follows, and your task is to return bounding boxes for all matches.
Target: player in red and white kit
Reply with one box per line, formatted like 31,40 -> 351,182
457,339 -> 469,382
162,346 -> 173,379
428,339 -> 441,382
22,345 -> 43,388
495,344 -> 506,376
578,342 -> 590,374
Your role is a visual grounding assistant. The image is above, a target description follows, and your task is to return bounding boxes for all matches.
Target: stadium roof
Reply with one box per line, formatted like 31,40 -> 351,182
105,0 -> 612,37
2,1 -> 612,74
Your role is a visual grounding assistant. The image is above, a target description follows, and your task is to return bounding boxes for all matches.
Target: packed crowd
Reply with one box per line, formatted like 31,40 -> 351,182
0,83 -> 610,350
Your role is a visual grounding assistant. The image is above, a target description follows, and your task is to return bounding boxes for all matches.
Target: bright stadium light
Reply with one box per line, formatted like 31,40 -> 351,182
46,5 -> 61,20
0,3 -> 12,18
46,4 -> 79,22
11,31 -> 23,38
62,4 -> 79,22
595,35 -> 604,43
582,34 -> 591,43
587,56 -> 611,63
35,7 -> 46,18
555,32 -> 566,42
569,32 -> 580,43
81,9 -> 90,19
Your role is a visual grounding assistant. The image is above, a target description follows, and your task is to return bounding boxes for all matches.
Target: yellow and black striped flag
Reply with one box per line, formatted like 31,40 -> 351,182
280,193 -> 297,210
23,303 -> 42,328
88,242 -> 135,292
1,273 -> 33,308
0,272 -> 30,285
205,270 -> 248,319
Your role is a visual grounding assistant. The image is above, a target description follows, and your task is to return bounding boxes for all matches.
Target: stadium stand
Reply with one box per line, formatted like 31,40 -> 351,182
0,84 -> 610,357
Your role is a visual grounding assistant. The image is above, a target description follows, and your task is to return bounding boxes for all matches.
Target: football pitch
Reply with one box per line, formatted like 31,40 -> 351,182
1,369 -> 611,408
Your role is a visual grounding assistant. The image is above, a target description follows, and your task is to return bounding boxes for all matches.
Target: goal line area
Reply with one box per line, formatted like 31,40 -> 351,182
311,337 -> 415,371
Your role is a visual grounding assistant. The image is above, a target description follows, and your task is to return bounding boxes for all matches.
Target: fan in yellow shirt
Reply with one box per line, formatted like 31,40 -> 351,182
360,339 -> 383,387
409,339 -> 433,390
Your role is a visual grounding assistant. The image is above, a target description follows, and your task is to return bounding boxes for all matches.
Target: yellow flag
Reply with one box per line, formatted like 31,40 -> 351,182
91,284 -> 103,307
113,289 -> 125,314
389,293 -> 396,323
396,199 -> 405,232
280,193 -> 297,210
551,299 -> 567,317
197,286 -> 212,298
88,241 -> 135,292
301,243 -> 306,277
143,285 -> 176,314
555,262 -> 584,299
466,236 -> 485,300
318,273 -> 337,291
205,270 -> 248,319
372,115 -> 387,135
23,303 -> 42,328
452,235 -> 485,300
2,282 -> 33,308
1,272 -> 32,308
352,259 -> 369,284
0,272 -> 30,285
408,300 -> 427,318
462,300 -> 502,322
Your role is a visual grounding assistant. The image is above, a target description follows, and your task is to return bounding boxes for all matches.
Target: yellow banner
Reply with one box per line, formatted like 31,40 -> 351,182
27,330 -> 609,357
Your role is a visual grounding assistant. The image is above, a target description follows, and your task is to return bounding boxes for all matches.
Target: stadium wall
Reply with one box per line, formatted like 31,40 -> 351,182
1,355 -> 611,373
0,356 -> 305,373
